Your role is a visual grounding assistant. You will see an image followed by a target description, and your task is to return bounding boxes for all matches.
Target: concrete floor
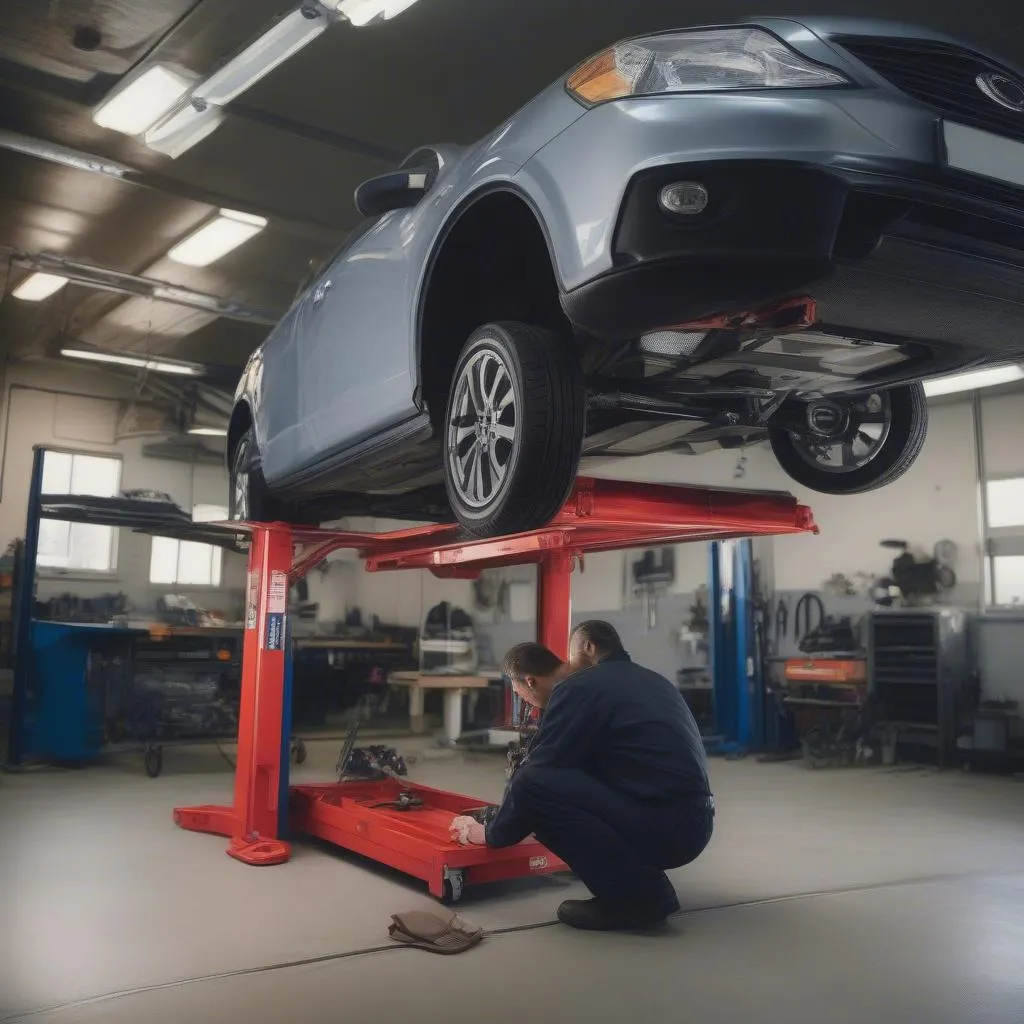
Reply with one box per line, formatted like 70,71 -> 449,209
2,739 -> 1023,1023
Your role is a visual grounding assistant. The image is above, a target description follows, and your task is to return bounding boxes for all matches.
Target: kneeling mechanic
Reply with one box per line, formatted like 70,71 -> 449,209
449,621 -> 714,931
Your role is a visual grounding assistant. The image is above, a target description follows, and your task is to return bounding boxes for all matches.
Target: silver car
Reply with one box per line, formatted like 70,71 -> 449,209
230,16 -> 1024,537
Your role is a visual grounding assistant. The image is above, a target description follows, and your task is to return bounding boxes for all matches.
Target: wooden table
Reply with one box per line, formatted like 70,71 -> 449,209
387,672 -> 493,742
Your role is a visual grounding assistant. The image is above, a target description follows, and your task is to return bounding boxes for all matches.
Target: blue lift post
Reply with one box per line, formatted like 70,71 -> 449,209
707,538 -> 757,756
5,446 -> 45,769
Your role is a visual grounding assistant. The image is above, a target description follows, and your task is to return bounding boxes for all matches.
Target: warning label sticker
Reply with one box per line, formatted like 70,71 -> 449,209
265,612 -> 285,651
245,571 -> 258,630
268,570 -> 288,615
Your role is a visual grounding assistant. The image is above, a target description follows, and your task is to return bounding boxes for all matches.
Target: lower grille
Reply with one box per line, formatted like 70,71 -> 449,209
837,36 -> 1024,143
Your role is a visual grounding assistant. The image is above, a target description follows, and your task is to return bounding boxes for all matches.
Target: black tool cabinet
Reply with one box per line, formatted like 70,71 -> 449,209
867,608 -> 973,765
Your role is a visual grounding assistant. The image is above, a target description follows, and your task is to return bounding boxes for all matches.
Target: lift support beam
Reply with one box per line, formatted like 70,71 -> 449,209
174,477 -> 816,897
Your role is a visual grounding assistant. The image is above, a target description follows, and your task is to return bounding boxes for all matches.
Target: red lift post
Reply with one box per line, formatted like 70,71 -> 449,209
174,478 -> 816,898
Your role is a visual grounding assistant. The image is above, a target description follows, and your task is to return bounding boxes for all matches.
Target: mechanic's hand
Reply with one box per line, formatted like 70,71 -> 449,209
449,815 -> 487,846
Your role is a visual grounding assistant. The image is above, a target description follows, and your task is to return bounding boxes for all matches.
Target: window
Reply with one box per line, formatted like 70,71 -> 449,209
992,555 -> 1024,607
149,504 -> 227,587
984,475 -> 1024,607
37,451 -> 121,573
985,477 -> 1024,529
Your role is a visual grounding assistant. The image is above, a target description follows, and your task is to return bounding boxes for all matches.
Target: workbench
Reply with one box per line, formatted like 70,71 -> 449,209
387,671 -> 493,742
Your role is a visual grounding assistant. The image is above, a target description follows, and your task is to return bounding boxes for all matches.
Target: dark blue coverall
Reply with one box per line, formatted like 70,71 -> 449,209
485,650 -> 714,910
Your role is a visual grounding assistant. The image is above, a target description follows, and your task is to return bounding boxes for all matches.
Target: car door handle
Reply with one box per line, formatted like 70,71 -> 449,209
312,279 -> 333,305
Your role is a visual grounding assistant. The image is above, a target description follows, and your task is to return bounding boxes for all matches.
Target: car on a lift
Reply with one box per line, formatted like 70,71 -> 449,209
229,16 -> 1024,537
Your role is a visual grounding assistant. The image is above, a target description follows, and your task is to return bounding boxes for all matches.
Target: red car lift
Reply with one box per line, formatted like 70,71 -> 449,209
174,477 -> 816,900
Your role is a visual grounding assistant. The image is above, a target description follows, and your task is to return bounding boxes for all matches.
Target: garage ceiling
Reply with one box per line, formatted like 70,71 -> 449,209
0,0 -> 1018,385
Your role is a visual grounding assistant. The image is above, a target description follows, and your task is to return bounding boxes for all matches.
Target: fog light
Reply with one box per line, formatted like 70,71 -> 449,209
658,182 -> 708,216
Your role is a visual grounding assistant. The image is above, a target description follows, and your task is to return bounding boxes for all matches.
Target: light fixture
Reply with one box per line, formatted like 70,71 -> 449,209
167,209 -> 268,267
188,426 -> 229,437
12,272 -> 68,301
192,6 -> 329,105
327,0 -> 422,26
92,64 -> 192,136
923,364 -> 1024,397
144,101 -> 224,159
60,348 -> 203,376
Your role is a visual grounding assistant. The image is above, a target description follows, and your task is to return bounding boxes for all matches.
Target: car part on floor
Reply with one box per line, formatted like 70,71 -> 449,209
443,322 -> 585,537
172,476 -> 816,894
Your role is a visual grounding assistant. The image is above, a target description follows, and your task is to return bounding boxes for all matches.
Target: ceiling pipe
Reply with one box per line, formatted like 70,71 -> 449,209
0,129 -> 344,246
3,247 -> 281,324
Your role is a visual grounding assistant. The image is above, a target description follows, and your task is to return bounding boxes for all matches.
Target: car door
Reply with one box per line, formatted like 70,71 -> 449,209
293,210 -> 419,473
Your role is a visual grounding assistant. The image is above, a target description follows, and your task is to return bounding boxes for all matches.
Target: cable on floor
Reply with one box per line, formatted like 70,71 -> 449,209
4,867 -> 1021,1024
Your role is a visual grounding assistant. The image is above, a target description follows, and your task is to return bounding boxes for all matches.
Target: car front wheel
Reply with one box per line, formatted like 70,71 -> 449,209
229,428 -> 275,522
444,321 -> 585,537
769,383 -> 928,496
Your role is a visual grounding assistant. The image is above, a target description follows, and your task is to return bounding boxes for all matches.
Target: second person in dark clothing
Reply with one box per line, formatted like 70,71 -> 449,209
449,621 -> 714,931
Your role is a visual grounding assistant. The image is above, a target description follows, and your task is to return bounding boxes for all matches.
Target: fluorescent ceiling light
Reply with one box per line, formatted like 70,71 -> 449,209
188,426 -> 229,436
329,0 -> 422,25
193,6 -> 328,105
12,272 -> 68,301
60,348 -> 202,376
923,364 -> 1024,398
144,101 -> 224,158
92,64 -> 192,136
167,209 -> 268,267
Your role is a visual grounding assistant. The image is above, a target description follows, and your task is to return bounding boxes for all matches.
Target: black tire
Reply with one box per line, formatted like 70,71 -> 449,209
291,739 -> 308,765
769,383 -> 928,496
144,745 -> 163,778
229,428 -> 276,522
443,322 -> 585,537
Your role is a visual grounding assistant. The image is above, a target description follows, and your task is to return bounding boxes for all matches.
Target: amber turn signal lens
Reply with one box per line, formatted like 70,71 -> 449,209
566,49 -> 632,103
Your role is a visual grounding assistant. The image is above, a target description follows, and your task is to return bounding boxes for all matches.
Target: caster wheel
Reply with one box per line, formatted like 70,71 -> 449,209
442,869 -> 465,905
144,746 -> 163,778
291,739 -> 307,765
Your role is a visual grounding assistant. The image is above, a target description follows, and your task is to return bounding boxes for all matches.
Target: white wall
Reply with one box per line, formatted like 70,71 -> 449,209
0,364 -> 245,616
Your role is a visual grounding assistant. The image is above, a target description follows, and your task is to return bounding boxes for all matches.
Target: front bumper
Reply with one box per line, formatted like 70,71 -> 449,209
518,88 -> 1024,276
518,92 -> 1024,351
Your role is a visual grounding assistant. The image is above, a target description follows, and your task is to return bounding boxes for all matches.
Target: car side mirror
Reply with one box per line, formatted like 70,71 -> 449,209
354,169 -> 431,217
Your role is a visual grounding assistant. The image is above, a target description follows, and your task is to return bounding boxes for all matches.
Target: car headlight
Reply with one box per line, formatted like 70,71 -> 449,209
566,27 -> 850,104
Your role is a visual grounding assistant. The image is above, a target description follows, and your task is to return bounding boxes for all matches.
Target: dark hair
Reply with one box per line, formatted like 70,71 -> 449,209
502,642 -> 563,682
571,620 -> 624,656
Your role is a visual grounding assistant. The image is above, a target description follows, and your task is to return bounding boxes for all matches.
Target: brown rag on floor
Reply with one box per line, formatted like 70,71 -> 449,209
388,910 -> 483,954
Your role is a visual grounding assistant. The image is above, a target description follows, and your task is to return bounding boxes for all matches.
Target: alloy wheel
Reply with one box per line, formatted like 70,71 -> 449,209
232,444 -> 251,520
789,392 -> 893,474
446,347 -> 518,509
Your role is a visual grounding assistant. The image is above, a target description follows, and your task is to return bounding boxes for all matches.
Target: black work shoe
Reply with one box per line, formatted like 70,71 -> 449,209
557,896 -> 677,932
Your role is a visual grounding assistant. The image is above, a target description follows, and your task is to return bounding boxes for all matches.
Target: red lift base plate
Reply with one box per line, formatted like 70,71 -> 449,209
176,780 -> 565,898
227,836 -> 291,866
289,779 -> 567,899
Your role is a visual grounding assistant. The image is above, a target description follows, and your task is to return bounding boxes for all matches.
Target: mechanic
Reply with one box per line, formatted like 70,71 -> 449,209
449,621 -> 714,931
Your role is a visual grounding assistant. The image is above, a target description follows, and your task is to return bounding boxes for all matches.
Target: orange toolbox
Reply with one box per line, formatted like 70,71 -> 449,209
784,658 -> 866,684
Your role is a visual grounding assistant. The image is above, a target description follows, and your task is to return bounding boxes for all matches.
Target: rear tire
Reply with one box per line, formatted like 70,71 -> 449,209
769,383 -> 927,496
443,321 -> 585,538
